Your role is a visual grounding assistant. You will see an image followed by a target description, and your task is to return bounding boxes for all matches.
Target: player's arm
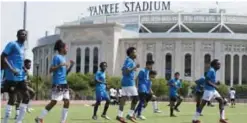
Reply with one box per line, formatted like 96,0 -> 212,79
123,61 -> 140,74
49,56 -> 66,73
1,43 -> 18,75
205,73 -> 218,89
66,60 -> 75,75
95,72 -> 105,84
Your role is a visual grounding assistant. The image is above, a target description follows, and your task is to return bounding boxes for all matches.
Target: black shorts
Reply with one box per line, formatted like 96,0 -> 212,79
195,91 -> 203,99
231,99 -> 235,102
138,92 -> 152,102
170,96 -> 177,102
110,96 -> 117,99
3,81 -> 27,93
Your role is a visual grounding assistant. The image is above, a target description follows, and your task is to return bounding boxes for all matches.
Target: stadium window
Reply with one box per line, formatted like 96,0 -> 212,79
242,55 -> 247,84
233,55 -> 239,85
147,53 -> 153,61
204,54 -> 211,72
165,53 -> 172,80
76,48 -> 81,73
225,54 -> 231,86
184,53 -> 191,77
84,47 -> 90,74
93,47 -> 99,73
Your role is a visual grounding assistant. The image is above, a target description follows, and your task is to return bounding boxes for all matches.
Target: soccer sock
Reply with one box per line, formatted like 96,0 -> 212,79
220,109 -> 225,119
152,101 -> 158,111
193,108 -> 202,120
174,100 -> 182,109
3,105 -> 12,123
102,102 -> 109,115
128,110 -> 135,117
170,107 -> 173,116
135,101 -> 143,116
93,103 -> 99,116
118,110 -> 123,117
39,109 -> 48,119
61,108 -> 68,122
16,108 -> 20,117
16,104 -> 27,122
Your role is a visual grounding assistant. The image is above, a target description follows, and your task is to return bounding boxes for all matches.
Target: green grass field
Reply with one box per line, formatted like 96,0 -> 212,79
1,102 -> 247,123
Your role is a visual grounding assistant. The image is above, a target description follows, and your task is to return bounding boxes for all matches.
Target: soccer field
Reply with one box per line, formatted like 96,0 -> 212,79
1,102 -> 246,123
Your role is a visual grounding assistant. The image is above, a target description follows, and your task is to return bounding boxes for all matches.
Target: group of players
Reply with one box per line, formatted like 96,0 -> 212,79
0,29 -> 236,123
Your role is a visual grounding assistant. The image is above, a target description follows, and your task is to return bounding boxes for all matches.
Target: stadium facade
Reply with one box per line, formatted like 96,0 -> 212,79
33,1 -> 247,86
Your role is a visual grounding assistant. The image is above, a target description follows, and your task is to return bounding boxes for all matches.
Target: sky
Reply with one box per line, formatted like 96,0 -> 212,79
1,1 -> 247,73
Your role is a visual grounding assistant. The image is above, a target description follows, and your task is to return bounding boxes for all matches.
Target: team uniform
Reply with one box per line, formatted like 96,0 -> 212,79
202,68 -> 221,101
194,77 -> 205,99
229,90 -> 236,102
51,54 -> 70,101
2,41 -> 26,123
95,71 -> 110,102
135,68 -> 152,118
121,57 -> 138,97
169,78 -> 182,102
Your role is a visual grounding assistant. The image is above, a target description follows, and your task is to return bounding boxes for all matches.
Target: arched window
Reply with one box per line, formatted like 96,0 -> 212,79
93,47 -> 99,73
242,55 -> 247,84
233,55 -> 239,85
46,57 -> 49,75
225,54 -> 231,85
204,54 -> 211,72
84,47 -> 90,74
146,53 -> 153,61
165,53 -> 172,80
184,54 -> 192,77
76,48 -> 81,73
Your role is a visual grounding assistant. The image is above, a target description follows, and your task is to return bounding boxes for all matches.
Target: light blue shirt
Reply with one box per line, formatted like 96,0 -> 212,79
95,70 -> 106,92
2,41 -> 25,81
204,67 -> 217,91
195,77 -> 205,92
51,54 -> 67,84
138,68 -> 151,93
169,78 -> 182,97
121,57 -> 136,87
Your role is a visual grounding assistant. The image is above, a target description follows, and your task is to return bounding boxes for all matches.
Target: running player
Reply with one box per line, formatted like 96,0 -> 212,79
194,72 -> 207,116
1,29 -> 28,123
135,68 -> 158,120
229,87 -> 236,108
192,59 -> 228,123
168,72 -> 183,117
35,40 -> 74,123
116,47 -> 140,123
92,62 -> 111,120
15,59 -> 35,119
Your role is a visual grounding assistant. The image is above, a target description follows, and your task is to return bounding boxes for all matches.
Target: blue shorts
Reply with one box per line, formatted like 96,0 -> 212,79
96,90 -> 110,102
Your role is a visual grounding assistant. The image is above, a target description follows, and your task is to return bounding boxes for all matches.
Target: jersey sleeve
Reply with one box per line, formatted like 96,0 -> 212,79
206,70 -> 215,83
95,72 -> 102,82
3,42 -> 14,55
51,55 -> 60,67
123,59 -> 134,70
138,70 -> 145,81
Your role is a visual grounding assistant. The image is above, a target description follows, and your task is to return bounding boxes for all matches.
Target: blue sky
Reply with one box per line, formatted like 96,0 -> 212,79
1,1 -> 247,72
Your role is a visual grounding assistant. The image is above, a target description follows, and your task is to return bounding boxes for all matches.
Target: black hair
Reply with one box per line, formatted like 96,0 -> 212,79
54,39 -> 65,52
100,62 -> 107,68
126,47 -> 136,56
24,59 -> 31,64
210,59 -> 219,67
17,29 -> 26,35
204,72 -> 207,77
149,70 -> 157,75
146,60 -> 155,65
175,72 -> 180,76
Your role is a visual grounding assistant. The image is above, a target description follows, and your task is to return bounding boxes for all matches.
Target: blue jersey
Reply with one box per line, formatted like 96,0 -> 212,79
169,78 -> 181,97
195,77 -> 205,92
2,41 -> 25,81
95,70 -> 106,92
51,54 -> 67,84
204,67 -> 216,91
138,68 -> 151,93
121,57 -> 136,87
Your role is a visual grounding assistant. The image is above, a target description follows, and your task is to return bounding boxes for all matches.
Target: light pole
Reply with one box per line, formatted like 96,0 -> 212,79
35,62 -> 39,100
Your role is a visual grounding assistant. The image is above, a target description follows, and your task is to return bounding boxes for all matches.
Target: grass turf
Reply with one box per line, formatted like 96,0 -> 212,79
1,102 -> 246,123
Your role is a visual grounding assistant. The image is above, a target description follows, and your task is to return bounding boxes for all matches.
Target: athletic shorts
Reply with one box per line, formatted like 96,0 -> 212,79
138,92 -> 152,102
121,86 -> 138,96
96,90 -> 110,102
3,81 -> 27,94
230,98 -> 235,102
202,90 -> 221,101
195,91 -> 203,99
51,84 -> 69,101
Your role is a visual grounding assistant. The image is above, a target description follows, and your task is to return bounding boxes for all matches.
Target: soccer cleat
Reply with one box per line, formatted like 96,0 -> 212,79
101,115 -> 111,120
126,114 -> 137,123
116,116 -> 127,123
92,115 -> 97,120
137,115 -> 146,120
192,120 -> 201,123
35,117 -> 44,123
27,108 -> 34,113
174,108 -> 180,112
154,109 -> 162,113
219,119 -> 228,123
